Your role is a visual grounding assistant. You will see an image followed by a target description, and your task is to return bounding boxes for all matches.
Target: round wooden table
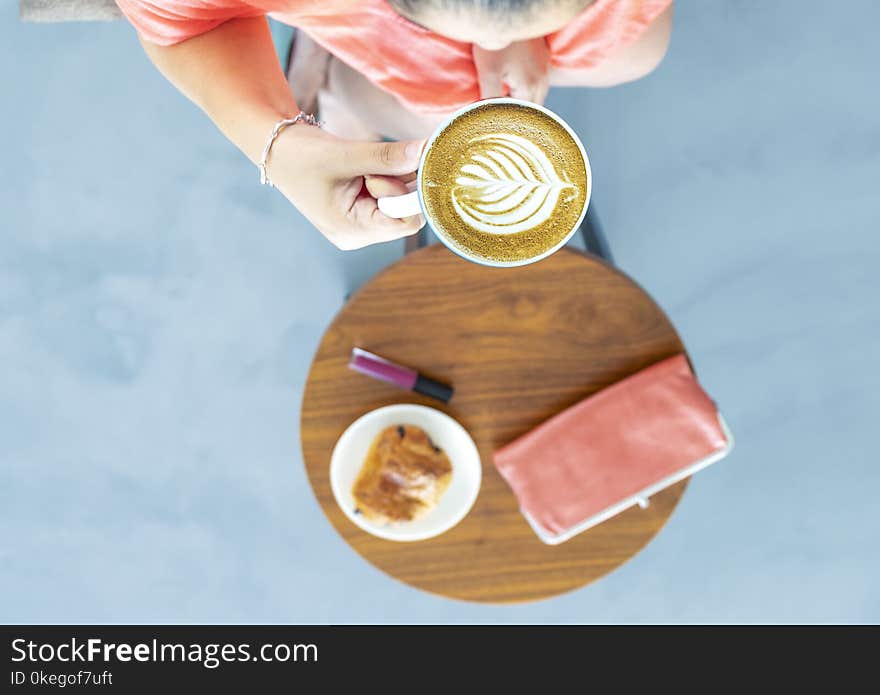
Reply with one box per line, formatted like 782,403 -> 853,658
301,245 -> 688,603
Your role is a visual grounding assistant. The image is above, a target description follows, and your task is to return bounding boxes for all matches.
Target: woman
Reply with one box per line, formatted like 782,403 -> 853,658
116,0 -> 672,250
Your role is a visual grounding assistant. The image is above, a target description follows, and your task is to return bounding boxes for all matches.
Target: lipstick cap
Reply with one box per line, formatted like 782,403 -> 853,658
413,374 -> 454,403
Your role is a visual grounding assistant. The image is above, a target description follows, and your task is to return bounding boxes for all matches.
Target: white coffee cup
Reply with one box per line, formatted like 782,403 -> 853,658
378,97 -> 592,268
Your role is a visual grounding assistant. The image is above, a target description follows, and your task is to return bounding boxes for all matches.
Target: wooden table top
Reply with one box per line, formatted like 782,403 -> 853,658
300,245 -> 688,603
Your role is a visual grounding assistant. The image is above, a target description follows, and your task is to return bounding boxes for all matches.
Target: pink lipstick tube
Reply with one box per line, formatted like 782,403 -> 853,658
348,348 -> 454,403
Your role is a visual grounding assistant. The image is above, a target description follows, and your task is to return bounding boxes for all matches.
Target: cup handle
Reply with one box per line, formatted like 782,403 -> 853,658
377,191 -> 421,219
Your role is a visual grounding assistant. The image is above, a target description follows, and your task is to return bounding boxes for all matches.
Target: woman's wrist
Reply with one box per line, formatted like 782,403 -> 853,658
211,97 -> 301,165
258,112 -> 322,187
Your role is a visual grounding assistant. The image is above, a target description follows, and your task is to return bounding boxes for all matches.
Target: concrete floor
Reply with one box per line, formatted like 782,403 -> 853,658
1,2 -> 878,623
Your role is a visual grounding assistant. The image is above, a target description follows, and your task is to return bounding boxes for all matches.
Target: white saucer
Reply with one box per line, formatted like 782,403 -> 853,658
329,404 -> 482,542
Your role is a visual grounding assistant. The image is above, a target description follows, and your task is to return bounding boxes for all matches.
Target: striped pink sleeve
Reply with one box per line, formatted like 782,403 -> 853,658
115,1 -> 266,45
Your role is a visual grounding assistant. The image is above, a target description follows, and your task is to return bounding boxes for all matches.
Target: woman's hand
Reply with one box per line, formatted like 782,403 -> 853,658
269,125 -> 425,250
138,17 -> 424,252
472,38 -> 551,104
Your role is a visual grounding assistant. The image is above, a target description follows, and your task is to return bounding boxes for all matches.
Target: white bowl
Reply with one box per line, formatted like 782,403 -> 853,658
329,404 -> 482,542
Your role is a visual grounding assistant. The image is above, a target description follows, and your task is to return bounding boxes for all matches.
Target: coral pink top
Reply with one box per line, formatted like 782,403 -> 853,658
116,0 -> 671,114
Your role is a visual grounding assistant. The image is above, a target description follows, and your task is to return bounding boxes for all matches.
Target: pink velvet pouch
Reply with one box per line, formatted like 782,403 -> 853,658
493,354 -> 733,544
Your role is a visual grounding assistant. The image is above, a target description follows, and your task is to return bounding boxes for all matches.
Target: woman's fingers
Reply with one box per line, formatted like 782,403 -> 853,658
269,123 -> 425,250
346,193 -> 424,248
472,46 -> 506,99
509,72 -> 550,104
341,139 -> 425,177
534,77 -> 550,104
475,39 -> 550,104
478,69 -> 506,99
363,174 -> 409,199
361,175 -> 424,232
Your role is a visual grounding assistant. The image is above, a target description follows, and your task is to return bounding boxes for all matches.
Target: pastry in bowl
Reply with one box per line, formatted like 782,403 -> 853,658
352,424 -> 453,524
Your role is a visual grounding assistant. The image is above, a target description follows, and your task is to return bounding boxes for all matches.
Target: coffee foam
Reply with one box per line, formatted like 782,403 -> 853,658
422,103 -> 587,263
452,133 -> 576,235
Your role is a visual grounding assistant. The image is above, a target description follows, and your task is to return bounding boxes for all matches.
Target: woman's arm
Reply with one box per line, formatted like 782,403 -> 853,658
139,16 -> 425,249
141,16 -> 297,164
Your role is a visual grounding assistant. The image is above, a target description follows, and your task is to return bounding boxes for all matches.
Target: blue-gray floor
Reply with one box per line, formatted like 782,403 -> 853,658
2,2 -> 878,623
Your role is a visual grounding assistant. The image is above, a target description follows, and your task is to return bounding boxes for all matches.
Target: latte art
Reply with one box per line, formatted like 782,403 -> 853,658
420,101 -> 589,265
452,133 -> 577,235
